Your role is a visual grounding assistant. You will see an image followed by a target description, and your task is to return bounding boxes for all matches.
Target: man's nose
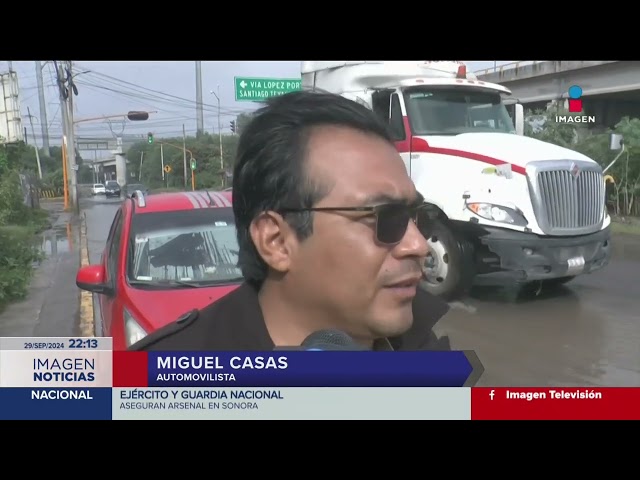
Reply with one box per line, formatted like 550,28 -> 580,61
394,219 -> 429,258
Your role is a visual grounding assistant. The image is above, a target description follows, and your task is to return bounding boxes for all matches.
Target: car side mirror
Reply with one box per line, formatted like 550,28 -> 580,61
76,264 -> 113,296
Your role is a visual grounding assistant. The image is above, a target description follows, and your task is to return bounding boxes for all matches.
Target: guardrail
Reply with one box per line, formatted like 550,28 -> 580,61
39,188 -> 65,199
474,61 -> 548,77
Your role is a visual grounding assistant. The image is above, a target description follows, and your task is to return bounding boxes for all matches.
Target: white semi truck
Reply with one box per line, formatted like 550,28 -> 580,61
301,61 -> 612,299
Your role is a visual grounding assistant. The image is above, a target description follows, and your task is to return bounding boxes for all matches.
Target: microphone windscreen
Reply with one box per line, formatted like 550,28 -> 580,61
301,329 -> 367,351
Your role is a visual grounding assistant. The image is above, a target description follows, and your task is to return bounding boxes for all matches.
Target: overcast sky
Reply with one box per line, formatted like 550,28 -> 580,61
4,60 -> 514,149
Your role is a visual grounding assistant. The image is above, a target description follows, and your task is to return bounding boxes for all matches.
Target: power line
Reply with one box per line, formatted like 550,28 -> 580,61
73,62 -> 251,115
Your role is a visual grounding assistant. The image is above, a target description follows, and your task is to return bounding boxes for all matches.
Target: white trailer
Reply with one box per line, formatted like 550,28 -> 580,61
302,61 -> 612,298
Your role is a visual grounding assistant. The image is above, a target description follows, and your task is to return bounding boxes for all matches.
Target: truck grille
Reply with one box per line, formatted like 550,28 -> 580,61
527,160 -> 605,236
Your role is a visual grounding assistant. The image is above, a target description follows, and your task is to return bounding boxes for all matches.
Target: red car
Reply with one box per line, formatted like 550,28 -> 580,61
76,189 -> 243,350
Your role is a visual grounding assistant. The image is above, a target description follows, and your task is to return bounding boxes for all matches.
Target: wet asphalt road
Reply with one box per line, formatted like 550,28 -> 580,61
83,197 -> 640,387
438,238 -> 640,387
83,197 -> 122,338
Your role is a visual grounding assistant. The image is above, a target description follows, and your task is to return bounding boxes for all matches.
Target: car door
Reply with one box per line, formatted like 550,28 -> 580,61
99,208 -> 124,336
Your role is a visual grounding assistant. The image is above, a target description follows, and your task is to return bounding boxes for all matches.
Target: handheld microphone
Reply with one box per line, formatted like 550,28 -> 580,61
273,329 -> 369,350
300,329 -> 369,351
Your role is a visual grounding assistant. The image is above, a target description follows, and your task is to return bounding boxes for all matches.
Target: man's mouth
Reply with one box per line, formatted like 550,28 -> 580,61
385,275 -> 422,289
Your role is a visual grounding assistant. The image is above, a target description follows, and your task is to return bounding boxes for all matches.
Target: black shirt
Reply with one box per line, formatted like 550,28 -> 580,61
129,283 -> 451,351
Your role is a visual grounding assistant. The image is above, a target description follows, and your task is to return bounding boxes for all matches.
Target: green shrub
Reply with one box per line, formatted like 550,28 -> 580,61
0,169 -> 27,227
0,226 -> 42,309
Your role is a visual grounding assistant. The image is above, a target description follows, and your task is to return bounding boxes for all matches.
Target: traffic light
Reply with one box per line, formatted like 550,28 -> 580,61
127,111 -> 149,121
147,132 -> 154,144
230,120 -> 236,134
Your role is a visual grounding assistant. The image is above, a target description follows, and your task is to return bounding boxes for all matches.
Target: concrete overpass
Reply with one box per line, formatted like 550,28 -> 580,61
77,135 -> 142,183
476,61 -> 640,130
86,157 -> 118,183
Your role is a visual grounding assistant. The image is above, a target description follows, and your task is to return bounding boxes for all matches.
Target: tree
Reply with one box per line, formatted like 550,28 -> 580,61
0,141 -> 27,226
524,106 -> 640,216
129,132 -> 240,191
235,112 -> 255,136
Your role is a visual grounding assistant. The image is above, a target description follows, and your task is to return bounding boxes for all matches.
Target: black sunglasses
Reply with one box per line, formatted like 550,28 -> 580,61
279,202 -> 434,245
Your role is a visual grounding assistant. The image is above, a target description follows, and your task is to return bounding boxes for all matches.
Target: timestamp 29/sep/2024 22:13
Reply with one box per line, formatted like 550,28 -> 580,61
22,339 -> 100,349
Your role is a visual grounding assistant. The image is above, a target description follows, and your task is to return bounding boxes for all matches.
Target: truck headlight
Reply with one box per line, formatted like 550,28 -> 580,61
467,202 -> 528,226
124,308 -> 148,347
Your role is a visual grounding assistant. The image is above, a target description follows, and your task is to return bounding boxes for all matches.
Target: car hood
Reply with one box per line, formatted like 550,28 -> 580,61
125,283 -> 241,332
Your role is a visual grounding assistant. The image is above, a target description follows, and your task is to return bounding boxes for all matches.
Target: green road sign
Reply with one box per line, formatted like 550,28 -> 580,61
234,77 -> 302,102
190,159 -> 197,170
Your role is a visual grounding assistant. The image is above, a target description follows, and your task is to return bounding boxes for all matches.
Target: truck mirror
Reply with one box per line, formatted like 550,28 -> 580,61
514,104 -> 524,136
609,133 -> 623,151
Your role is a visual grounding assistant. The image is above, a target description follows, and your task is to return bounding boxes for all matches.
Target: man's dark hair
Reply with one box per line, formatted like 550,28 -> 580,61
232,90 -> 393,287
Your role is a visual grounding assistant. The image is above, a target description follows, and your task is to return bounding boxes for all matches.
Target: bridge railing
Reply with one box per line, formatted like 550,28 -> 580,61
474,60 -> 548,77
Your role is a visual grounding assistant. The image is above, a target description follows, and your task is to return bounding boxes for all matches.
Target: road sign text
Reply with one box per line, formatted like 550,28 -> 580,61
235,77 -> 301,102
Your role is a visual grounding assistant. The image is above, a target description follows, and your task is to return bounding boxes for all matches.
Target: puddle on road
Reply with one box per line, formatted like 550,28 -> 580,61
39,224 -> 74,257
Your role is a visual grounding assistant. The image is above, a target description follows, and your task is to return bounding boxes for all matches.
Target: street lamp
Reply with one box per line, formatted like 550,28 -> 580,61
74,110 -> 156,125
209,86 -> 223,174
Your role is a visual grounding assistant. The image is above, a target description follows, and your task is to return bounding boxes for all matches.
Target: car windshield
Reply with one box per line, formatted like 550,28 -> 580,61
403,86 -> 515,135
126,208 -> 243,288
106,181 -> 119,187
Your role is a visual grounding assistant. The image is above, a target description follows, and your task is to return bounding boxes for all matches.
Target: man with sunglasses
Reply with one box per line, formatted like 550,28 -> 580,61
130,90 -> 451,352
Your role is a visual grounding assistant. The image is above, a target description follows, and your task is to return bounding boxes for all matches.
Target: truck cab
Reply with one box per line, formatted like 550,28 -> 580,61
302,61 -> 612,299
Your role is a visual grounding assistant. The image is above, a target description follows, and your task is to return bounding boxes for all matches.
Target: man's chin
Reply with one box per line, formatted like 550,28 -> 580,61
371,309 -> 414,338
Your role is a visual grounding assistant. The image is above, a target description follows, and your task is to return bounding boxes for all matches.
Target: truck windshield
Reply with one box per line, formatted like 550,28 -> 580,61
402,86 -> 515,136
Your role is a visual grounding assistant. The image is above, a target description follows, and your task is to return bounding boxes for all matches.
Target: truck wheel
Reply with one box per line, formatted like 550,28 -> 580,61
419,220 -> 474,300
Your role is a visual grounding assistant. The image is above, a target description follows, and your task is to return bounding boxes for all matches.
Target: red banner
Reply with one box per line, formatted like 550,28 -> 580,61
472,387 -> 640,420
113,351 -> 148,387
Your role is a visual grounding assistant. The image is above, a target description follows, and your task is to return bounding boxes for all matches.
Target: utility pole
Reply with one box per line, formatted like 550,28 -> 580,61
65,61 -> 78,212
54,61 -> 70,209
209,85 -> 223,181
217,85 -> 223,173
160,143 -> 165,185
26,107 -> 43,179
54,60 -> 79,212
35,61 -> 50,156
182,124 -> 188,188
138,151 -> 144,181
195,61 -> 204,136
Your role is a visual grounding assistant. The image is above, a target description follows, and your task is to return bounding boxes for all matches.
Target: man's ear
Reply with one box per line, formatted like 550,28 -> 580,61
249,211 -> 293,273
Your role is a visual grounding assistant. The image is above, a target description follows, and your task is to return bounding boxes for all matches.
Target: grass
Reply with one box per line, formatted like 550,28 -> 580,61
611,221 -> 640,235
611,216 -> 640,236
0,207 -> 51,312
24,208 -> 51,233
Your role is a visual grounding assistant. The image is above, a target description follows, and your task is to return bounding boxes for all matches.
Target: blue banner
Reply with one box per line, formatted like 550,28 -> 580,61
0,388 -> 112,420
147,351 -> 475,387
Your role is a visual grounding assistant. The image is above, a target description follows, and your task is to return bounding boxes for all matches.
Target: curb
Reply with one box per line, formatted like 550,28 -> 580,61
79,212 -> 95,337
